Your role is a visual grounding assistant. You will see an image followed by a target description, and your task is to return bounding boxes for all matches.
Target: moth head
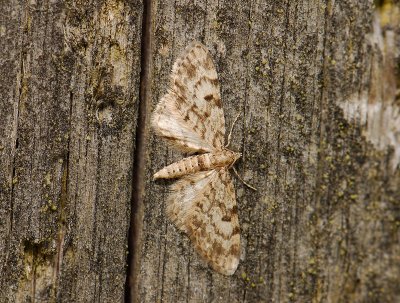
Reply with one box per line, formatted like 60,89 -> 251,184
224,148 -> 241,166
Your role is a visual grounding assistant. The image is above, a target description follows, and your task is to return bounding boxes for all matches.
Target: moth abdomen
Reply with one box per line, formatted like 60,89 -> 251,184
153,154 -> 205,179
153,150 -> 240,180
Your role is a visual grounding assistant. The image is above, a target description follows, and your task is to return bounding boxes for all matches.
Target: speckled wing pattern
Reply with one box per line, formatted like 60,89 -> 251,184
166,169 -> 240,275
152,42 -> 240,275
152,42 -> 225,153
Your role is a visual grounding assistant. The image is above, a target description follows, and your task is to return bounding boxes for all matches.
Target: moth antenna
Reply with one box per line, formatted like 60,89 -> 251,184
232,167 -> 257,191
226,113 -> 241,148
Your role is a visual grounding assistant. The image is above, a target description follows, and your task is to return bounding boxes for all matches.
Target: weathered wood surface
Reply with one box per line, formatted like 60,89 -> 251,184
136,0 -> 400,302
0,0 -> 399,302
0,0 -> 143,302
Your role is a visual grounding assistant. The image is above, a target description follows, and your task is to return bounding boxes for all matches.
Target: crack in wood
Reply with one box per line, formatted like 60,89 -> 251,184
125,0 -> 153,302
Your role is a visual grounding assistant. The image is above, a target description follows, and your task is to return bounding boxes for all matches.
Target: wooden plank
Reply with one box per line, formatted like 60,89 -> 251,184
0,1 -> 143,302
135,0 -> 400,302
1,0 -> 399,302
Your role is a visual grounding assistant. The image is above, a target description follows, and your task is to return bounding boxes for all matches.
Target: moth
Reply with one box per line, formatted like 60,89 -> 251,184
152,41 -> 245,275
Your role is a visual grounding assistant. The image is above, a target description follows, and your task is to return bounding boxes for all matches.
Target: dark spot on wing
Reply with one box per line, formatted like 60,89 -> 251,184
174,80 -> 187,96
204,94 -> 214,101
191,216 -> 202,229
221,214 -> 231,222
232,205 -> 238,214
197,155 -> 205,169
212,242 -> 224,256
212,132 -> 224,148
213,96 -> 222,107
183,60 -> 196,79
209,78 -> 219,86
190,104 -> 203,120
229,243 -> 240,256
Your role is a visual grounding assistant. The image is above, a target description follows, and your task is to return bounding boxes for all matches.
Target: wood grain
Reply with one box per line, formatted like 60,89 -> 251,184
0,1 -> 143,301
137,0 -> 399,302
0,0 -> 399,302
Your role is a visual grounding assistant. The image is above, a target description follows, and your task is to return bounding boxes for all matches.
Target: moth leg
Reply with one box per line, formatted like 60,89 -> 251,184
232,166 -> 257,191
226,113 -> 241,148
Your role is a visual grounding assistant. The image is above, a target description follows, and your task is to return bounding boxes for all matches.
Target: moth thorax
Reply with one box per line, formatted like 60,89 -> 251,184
209,149 -> 241,168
